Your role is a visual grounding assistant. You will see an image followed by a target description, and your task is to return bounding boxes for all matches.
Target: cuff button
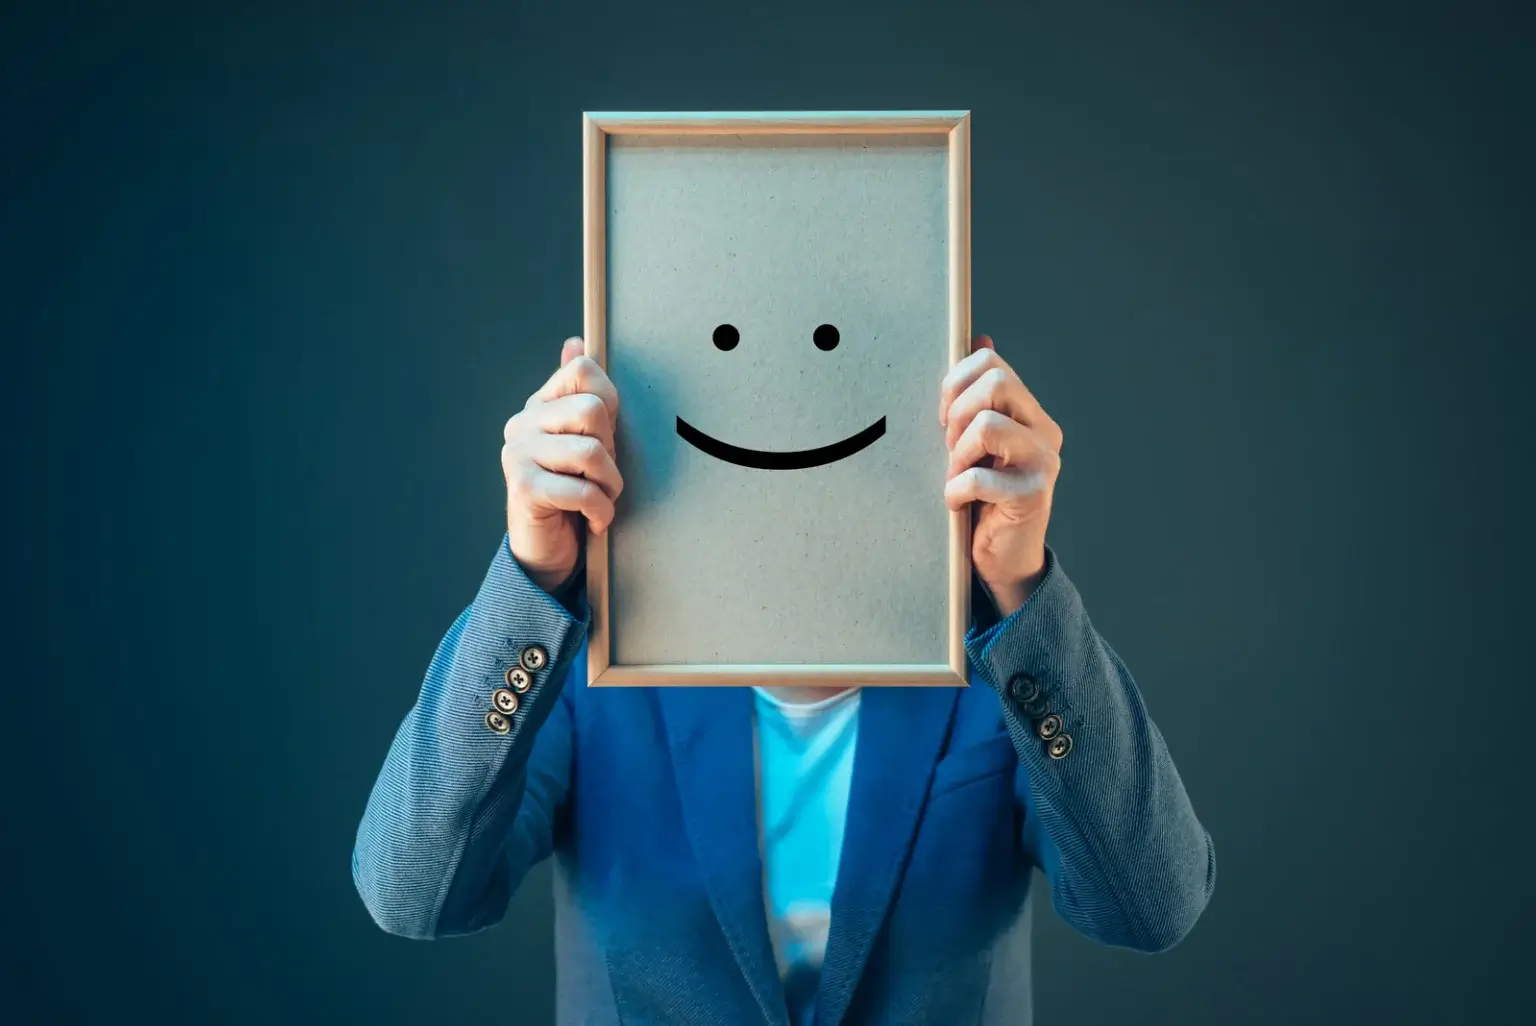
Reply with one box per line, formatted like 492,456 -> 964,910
504,666 -> 532,693
1020,694 -> 1050,719
1046,733 -> 1073,759
518,645 -> 549,672
485,710 -> 512,735
491,688 -> 520,715
1036,713 -> 1064,740
1008,673 -> 1041,705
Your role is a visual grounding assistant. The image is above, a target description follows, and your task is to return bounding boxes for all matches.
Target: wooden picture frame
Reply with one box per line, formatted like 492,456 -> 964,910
582,110 -> 972,687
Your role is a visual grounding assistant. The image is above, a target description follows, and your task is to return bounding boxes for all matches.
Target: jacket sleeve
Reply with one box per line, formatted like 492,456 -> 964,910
352,535 -> 589,939
965,546 -> 1216,953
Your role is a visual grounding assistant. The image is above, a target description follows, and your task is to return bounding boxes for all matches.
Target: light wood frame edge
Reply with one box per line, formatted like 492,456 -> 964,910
582,111 -> 972,687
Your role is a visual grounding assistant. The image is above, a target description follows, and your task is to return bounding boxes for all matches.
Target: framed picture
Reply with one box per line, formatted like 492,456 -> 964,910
582,110 -> 972,687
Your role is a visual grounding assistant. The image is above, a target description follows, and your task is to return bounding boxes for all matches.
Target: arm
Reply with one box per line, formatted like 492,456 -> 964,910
352,535 -> 589,939
966,547 -> 1216,953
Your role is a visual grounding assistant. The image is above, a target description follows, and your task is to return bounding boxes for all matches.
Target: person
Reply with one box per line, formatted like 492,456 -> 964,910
353,334 -> 1215,1026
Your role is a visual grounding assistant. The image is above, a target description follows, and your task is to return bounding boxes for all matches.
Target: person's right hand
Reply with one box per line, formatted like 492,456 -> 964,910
502,336 -> 623,594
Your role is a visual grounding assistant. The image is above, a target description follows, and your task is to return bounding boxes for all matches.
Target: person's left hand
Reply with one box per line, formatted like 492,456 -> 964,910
939,335 -> 1063,618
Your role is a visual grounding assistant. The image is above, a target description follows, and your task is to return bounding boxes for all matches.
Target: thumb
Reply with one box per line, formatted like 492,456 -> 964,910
560,336 -> 586,367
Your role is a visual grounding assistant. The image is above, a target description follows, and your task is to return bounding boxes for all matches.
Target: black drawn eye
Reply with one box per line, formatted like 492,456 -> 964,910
813,324 -> 840,351
713,324 -> 740,351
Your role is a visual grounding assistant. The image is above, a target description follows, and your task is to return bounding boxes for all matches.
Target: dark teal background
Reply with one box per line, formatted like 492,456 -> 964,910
5,1 -> 1531,1023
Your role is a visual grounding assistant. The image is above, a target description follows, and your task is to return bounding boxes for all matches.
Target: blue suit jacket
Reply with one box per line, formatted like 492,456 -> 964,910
354,539 -> 1215,1025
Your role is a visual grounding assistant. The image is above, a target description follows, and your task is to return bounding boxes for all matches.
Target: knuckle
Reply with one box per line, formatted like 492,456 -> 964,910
976,409 -> 1008,436
506,466 -> 535,501
568,355 -> 599,386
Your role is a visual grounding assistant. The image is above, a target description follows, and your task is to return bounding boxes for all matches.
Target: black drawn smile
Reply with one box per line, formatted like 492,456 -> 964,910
675,416 -> 887,470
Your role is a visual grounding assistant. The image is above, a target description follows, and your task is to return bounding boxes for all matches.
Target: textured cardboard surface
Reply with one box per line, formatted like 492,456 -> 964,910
605,133 -> 951,666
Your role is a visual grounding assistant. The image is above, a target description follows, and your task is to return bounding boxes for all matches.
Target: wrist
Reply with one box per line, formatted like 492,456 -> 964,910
526,562 -> 580,595
980,580 -> 1028,619
505,538 -> 579,596
543,563 -> 585,596
979,557 -> 1047,619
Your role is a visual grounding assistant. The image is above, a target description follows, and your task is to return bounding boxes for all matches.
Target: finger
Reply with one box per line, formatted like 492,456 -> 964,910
944,365 -> 1040,451
938,337 -> 1060,445
515,464 -> 617,534
937,335 -> 999,426
531,391 -> 616,456
527,432 -> 624,502
946,409 -> 1039,479
944,465 -> 1051,510
560,336 -> 585,367
938,345 -> 1009,428
529,353 -> 620,420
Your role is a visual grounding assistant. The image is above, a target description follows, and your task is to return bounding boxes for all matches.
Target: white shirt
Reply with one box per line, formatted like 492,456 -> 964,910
752,686 -> 861,1021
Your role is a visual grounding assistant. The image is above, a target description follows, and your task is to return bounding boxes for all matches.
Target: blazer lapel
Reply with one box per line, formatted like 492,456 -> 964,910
657,687 -> 788,1026
815,685 -> 962,1026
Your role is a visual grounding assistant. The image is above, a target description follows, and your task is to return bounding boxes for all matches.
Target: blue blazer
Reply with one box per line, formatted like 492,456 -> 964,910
354,539 -> 1215,1025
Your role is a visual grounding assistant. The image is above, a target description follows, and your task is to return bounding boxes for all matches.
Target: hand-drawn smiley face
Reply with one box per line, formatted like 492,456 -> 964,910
674,322 -> 888,470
